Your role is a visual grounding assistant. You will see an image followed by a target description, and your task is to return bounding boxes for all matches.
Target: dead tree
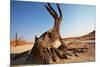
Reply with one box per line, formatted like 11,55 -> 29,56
27,3 -> 68,64
15,32 -> 18,47
44,3 -> 67,50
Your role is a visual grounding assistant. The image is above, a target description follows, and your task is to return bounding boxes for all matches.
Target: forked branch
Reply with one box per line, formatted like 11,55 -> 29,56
45,3 -> 62,20
57,3 -> 62,19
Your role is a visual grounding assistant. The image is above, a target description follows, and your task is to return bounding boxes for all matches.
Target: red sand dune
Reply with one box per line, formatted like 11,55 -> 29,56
10,40 -> 33,47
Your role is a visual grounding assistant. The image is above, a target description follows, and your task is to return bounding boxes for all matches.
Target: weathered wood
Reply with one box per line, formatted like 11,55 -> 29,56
55,48 -> 68,59
44,3 -> 65,47
51,48 -> 59,62
54,48 -> 64,59
65,52 -> 73,56
63,52 -> 68,59
73,51 -> 79,57
43,48 -> 53,64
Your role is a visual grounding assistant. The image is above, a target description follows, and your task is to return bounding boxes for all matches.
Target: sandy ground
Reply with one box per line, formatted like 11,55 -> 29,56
10,44 -> 33,54
11,40 -> 95,66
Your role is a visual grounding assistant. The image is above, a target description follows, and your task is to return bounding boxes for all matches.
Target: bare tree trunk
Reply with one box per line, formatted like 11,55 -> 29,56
15,32 -> 18,47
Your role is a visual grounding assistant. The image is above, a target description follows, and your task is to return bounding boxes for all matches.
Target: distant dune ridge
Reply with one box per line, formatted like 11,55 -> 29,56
10,30 -> 95,47
80,30 -> 95,40
63,30 -> 95,41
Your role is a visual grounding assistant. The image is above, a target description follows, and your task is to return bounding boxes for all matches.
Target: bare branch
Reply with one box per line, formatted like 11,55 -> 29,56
45,5 -> 56,19
57,3 -> 62,19
47,3 -> 58,17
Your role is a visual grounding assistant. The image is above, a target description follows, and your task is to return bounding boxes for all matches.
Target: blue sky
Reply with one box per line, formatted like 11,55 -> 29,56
10,1 -> 95,41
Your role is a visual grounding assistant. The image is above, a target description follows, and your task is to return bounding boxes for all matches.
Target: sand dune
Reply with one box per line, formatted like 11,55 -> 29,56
10,40 -> 33,47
